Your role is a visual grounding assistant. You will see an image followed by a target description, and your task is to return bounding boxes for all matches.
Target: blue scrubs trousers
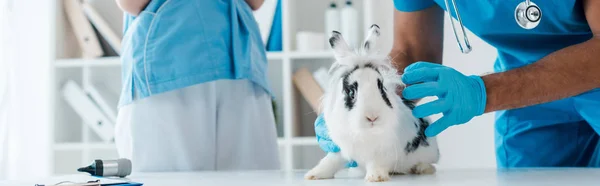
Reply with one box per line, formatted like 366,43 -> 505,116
495,90 -> 600,168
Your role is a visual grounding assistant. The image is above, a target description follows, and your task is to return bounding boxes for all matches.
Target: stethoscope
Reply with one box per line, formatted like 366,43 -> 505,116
444,0 -> 542,54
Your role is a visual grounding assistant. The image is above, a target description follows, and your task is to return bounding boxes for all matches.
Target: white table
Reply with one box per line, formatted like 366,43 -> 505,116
3,168 -> 600,186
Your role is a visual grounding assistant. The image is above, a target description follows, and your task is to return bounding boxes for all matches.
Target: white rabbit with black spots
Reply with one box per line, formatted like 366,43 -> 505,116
304,24 -> 439,182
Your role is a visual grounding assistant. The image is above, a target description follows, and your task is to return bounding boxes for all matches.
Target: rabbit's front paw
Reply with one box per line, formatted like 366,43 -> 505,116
304,166 -> 336,180
365,169 -> 390,182
304,153 -> 346,180
410,163 -> 436,175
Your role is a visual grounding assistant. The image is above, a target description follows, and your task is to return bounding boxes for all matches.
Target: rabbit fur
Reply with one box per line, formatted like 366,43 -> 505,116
304,24 -> 439,182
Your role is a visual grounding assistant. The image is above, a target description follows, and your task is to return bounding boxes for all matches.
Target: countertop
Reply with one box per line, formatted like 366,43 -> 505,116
2,168 -> 600,186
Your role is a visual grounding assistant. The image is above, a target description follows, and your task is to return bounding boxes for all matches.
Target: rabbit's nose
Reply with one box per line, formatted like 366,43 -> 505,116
366,116 -> 379,122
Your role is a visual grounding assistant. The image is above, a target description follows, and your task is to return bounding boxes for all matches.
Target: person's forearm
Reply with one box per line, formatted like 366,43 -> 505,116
388,6 -> 444,72
245,0 -> 264,10
115,0 -> 150,16
482,37 -> 600,113
388,32 -> 443,73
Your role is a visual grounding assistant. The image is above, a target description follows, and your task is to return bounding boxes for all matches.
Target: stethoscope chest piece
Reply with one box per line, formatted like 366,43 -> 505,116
515,1 -> 541,29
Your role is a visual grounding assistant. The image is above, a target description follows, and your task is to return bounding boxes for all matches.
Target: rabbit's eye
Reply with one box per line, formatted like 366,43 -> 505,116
348,89 -> 355,99
343,82 -> 358,100
342,81 -> 358,110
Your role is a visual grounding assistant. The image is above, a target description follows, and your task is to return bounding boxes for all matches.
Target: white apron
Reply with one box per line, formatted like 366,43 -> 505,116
114,79 -> 280,172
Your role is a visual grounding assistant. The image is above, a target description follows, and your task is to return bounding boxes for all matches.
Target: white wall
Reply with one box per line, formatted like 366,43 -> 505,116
367,1 -> 498,170
435,15 -> 497,170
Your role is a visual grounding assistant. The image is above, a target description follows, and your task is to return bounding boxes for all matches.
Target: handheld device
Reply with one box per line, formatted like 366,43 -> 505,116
77,158 -> 132,178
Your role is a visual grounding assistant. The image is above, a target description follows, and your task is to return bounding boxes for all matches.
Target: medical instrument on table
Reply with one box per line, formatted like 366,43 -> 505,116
78,158 -> 132,178
443,0 -> 542,54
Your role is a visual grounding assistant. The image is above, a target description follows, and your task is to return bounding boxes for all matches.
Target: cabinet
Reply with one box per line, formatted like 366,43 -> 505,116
49,0 -> 394,175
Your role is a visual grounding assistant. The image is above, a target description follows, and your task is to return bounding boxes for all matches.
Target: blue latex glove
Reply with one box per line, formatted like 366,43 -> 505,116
401,62 -> 487,137
314,114 -> 358,167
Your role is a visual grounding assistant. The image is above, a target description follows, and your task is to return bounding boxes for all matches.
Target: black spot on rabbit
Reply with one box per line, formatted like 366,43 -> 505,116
370,24 -> 380,34
342,76 -> 358,110
377,79 -> 392,108
405,119 -> 430,154
341,65 -> 360,79
364,41 -> 371,51
402,98 -> 416,110
363,63 -> 380,75
329,31 -> 342,48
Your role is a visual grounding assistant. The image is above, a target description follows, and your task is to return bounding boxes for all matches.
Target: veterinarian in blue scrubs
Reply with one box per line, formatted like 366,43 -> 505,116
113,0 -> 280,171
316,0 -> 600,168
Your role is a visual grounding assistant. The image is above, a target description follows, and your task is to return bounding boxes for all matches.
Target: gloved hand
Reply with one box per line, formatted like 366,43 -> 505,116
314,114 -> 358,167
401,62 -> 487,137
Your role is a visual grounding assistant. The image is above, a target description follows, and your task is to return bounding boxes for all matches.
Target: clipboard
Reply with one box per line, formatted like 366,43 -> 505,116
35,180 -> 143,186
36,180 -> 101,186
34,174 -> 143,186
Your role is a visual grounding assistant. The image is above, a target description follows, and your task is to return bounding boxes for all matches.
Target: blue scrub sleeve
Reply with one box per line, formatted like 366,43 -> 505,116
393,0 -> 436,12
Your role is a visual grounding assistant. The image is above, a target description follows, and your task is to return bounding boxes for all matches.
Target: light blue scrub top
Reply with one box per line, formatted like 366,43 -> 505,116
394,0 -> 600,167
118,0 -> 271,108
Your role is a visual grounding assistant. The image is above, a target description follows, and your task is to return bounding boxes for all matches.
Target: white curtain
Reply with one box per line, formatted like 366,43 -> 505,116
0,0 -> 14,179
0,0 -> 10,179
1,0 -> 52,180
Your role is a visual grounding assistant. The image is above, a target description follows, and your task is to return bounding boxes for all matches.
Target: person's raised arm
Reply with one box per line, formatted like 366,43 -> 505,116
115,0 -> 150,16
481,0 -> 600,112
389,5 -> 445,72
400,0 -> 600,137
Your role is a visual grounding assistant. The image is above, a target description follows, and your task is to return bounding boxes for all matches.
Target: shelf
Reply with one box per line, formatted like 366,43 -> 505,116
54,52 -> 284,68
55,56 -> 121,68
53,51 -> 334,68
290,136 -> 319,146
276,136 -> 319,146
289,51 -> 333,59
54,142 -> 116,151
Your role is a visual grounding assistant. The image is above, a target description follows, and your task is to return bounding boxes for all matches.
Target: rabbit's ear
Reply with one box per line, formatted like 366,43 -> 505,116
362,24 -> 380,55
329,31 -> 353,60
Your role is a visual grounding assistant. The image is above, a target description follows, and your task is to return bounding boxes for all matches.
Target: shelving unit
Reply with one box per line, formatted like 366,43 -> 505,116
49,0 -> 393,175
55,57 -> 121,68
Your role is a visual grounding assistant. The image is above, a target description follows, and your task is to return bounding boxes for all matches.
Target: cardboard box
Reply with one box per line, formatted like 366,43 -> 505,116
293,68 -> 325,114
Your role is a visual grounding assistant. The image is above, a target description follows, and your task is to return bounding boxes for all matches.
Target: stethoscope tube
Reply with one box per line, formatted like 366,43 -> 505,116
445,0 -> 541,54
444,0 -> 471,54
